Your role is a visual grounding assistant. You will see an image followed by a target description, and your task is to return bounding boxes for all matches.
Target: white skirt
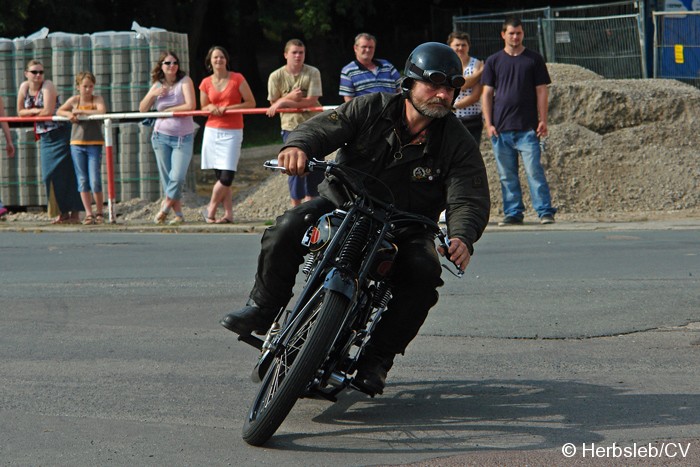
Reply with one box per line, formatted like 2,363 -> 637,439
200,127 -> 243,171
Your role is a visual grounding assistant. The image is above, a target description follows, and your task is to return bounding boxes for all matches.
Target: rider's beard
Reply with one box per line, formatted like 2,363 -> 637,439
410,91 -> 452,119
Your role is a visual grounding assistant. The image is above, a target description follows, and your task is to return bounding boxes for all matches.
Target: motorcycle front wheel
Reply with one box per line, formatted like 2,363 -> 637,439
242,288 -> 350,446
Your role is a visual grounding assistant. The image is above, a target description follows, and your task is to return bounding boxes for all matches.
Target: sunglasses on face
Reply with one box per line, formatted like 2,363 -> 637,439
28,70 -> 44,75
162,61 -> 179,66
409,63 -> 465,88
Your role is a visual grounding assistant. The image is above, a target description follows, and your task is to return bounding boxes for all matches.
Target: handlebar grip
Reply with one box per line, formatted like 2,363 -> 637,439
263,159 -> 283,170
263,158 -> 326,173
438,227 -> 464,278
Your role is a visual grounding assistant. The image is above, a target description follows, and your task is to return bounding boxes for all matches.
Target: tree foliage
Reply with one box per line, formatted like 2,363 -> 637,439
0,0 -> 479,103
0,0 -> 31,36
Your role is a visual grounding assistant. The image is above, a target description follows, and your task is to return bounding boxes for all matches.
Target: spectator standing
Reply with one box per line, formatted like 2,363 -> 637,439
481,17 -> 556,226
339,33 -> 400,102
57,71 -> 107,225
0,96 -> 16,218
266,39 -> 324,206
139,51 -> 197,225
17,59 -> 82,224
199,46 -> 256,224
448,31 -> 484,146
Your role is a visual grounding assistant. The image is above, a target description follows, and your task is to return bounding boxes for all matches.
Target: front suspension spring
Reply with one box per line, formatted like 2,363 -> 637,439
337,215 -> 370,270
372,281 -> 392,309
302,251 -> 317,276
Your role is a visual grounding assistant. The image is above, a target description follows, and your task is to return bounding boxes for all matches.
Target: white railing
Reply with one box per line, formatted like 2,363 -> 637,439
0,106 -> 336,223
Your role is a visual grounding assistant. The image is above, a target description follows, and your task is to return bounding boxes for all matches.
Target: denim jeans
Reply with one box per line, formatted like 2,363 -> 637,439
491,130 -> 556,219
151,131 -> 194,200
70,144 -> 103,193
281,130 -> 324,200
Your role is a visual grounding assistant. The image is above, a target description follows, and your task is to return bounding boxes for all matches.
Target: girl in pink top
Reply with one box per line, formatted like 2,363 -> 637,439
199,46 -> 256,224
139,51 -> 197,225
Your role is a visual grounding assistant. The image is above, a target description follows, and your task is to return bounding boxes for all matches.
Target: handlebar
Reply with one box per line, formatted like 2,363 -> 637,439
264,158 -> 464,278
264,158 -> 365,198
264,158 -> 326,172
437,227 -> 465,278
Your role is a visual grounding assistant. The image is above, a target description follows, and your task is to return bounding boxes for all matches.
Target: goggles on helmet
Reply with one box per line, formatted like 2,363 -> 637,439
408,63 -> 465,89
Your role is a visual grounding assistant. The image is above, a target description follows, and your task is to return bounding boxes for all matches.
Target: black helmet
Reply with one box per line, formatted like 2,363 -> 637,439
403,42 -> 465,90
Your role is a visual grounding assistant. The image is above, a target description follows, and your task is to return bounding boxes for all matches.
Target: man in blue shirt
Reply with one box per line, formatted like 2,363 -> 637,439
339,33 -> 400,102
482,17 -> 556,226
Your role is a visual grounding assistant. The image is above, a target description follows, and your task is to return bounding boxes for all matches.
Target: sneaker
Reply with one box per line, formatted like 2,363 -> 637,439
498,216 -> 523,227
220,305 -> 277,336
540,215 -> 555,225
353,346 -> 395,396
168,215 -> 184,225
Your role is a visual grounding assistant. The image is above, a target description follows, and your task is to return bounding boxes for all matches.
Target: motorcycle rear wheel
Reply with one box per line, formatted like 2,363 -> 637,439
242,288 -> 349,446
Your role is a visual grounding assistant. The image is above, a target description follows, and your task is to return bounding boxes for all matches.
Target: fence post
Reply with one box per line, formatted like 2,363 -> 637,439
652,12 -> 659,78
638,0 -> 648,78
544,7 -> 555,63
103,118 -> 116,223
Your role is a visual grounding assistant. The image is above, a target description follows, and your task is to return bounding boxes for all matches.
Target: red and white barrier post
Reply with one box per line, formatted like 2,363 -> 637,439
103,118 -> 117,223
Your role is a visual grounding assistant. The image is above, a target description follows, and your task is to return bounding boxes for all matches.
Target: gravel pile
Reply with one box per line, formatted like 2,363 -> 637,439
228,63 -> 700,223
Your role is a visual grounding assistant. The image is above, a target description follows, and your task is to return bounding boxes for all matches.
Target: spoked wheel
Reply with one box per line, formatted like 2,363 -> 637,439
242,289 -> 350,446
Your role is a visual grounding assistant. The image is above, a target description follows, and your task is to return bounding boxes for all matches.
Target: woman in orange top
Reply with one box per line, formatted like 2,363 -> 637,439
199,46 -> 256,224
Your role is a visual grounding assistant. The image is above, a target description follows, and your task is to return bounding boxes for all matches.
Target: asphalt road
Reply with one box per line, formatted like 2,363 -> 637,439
1,222 -> 699,466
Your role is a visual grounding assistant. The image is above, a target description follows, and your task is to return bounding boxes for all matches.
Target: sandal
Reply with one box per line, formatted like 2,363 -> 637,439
51,213 -> 70,224
95,213 -> 104,224
154,211 -> 168,224
215,217 -> 233,224
82,214 -> 95,225
201,209 -> 216,224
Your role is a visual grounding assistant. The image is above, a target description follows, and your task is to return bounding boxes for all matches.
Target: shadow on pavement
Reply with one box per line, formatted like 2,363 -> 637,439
263,379 -> 699,453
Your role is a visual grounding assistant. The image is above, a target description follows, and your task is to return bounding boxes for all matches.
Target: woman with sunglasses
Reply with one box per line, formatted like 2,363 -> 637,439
139,51 -> 197,225
199,46 -> 256,224
17,59 -> 82,224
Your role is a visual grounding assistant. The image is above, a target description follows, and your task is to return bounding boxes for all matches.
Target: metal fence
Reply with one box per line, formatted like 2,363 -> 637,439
452,1 -> 647,79
653,10 -> 700,87
545,14 -> 646,79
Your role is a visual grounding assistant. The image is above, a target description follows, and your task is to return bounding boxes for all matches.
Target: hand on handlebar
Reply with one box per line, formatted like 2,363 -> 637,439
437,228 -> 469,277
445,237 -> 470,271
277,147 -> 308,176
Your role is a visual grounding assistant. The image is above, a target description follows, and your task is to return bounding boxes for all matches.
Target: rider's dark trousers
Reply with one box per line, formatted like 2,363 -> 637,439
250,196 -> 444,355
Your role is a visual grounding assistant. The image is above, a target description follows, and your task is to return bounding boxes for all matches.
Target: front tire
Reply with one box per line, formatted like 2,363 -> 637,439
242,289 -> 349,446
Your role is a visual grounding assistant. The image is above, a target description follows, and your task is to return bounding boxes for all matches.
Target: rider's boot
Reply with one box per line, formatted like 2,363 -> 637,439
353,345 -> 395,396
220,302 -> 277,336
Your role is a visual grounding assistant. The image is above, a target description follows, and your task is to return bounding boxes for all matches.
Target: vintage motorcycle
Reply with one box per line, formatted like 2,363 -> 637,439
238,158 -> 463,446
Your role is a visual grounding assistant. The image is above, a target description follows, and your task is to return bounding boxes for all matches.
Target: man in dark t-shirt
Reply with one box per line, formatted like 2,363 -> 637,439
482,17 -> 557,226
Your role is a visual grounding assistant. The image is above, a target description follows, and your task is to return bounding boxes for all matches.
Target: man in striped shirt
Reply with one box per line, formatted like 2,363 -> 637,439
339,33 -> 400,102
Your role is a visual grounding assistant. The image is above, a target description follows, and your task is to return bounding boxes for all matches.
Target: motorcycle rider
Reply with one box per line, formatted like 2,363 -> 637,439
221,42 -> 490,396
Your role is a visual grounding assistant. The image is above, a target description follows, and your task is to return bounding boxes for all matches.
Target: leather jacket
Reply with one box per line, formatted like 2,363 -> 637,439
283,92 -> 490,254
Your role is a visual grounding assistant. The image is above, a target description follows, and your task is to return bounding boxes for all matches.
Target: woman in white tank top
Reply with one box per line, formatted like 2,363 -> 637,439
447,32 -> 484,146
